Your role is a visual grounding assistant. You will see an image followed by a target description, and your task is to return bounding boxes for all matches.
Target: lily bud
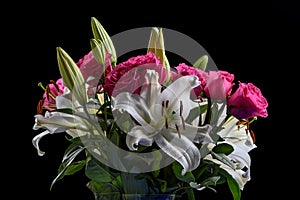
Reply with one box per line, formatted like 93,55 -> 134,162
147,27 -> 170,84
91,17 -> 117,66
56,47 -> 87,105
193,55 -> 208,71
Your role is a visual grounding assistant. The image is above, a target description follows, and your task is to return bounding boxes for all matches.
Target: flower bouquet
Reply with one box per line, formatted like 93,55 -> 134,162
32,17 -> 268,200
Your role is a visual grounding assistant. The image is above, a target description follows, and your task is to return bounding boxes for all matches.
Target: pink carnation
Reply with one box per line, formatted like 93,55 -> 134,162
174,63 -> 207,97
227,82 -> 268,119
104,52 -> 165,96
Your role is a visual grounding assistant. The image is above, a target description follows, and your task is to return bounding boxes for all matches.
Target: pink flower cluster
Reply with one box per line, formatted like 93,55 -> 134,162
39,50 -> 113,112
39,78 -> 64,112
174,63 -> 235,100
102,53 -> 268,120
227,82 -> 268,119
174,63 -> 268,119
39,51 -> 268,120
104,52 -> 166,96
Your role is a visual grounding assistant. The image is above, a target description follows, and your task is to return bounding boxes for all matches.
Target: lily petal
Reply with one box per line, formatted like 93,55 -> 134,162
126,126 -> 154,151
33,111 -> 90,134
32,130 -> 50,156
228,145 -> 251,177
113,70 -> 204,173
205,154 -> 249,190
183,123 -> 213,144
140,69 -> 162,108
218,116 -> 257,152
155,131 -> 201,175
205,116 -> 256,190
159,75 -> 200,119
112,92 -> 156,133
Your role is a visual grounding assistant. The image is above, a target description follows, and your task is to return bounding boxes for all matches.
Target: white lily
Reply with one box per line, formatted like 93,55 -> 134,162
218,116 -> 257,152
32,87 -> 101,156
33,111 -> 91,135
112,69 -> 212,175
32,111 -> 91,156
205,116 -> 256,189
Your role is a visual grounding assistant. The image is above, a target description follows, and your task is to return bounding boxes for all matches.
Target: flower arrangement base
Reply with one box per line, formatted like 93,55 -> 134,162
96,193 -> 177,200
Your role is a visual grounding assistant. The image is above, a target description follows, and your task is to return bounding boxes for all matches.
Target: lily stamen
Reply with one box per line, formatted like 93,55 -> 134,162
162,100 -> 165,116
180,100 -> 183,116
165,117 -> 169,129
44,84 -> 56,101
181,116 -> 186,130
175,124 -> 181,138
50,79 -> 60,94
37,99 -> 44,114
46,85 -> 51,100
179,100 -> 186,130
165,100 -> 169,108
38,82 -> 47,92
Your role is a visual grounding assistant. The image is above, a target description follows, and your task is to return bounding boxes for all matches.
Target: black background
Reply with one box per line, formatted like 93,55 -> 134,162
8,1 -> 291,199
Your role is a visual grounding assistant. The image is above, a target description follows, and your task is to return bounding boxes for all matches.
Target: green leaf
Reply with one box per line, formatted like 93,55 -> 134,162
199,143 -> 211,158
172,162 -> 195,183
210,101 -> 219,124
185,187 -> 195,200
98,101 -> 113,113
212,143 -> 234,155
111,175 -> 123,189
85,158 -> 115,183
216,175 -> 227,185
210,101 -> 227,130
50,147 -> 85,190
151,149 -> 162,177
65,135 -> 81,143
63,160 -> 86,175
200,103 -> 208,115
121,172 -> 149,194
87,180 -> 120,195
56,160 -> 84,181
62,139 -> 84,163
192,165 -> 207,180
158,179 -> 167,193
56,47 -> 87,105
185,106 -> 201,124
190,176 -> 220,193
91,17 -> 116,66
110,131 -> 119,146
219,169 -> 241,200
189,182 -> 205,191
200,176 -> 220,186
211,152 -> 236,169
193,55 -> 208,71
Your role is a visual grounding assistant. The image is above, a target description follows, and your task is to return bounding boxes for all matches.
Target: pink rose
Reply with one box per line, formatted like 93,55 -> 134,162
104,52 -> 165,96
203,70 -> 235,100
174,63 -> 207,97
77,51 -> 113,94
227,82 -> 268,119
77,51 -> 113,80
42,78 -> 65,111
